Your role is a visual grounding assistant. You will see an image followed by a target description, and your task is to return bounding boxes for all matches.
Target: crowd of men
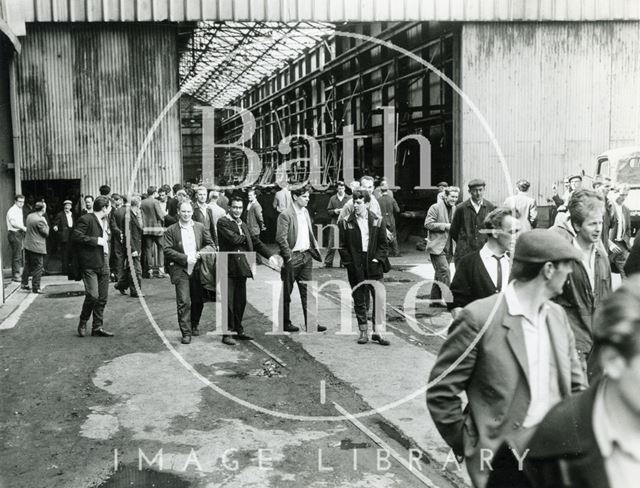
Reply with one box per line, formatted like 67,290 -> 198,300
5,174 -> 640,486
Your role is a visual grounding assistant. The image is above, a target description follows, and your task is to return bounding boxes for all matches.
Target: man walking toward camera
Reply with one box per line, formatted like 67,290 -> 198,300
276,186 -> 326,333
73,196 -> 114,338
450,179 -> 496,267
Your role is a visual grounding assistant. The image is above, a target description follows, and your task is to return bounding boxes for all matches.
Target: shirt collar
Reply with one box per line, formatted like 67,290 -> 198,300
225,213 -> 242,224
479,242 -> 507,260
593,379 -> 640,461
294,205 -> 305,216
179,220 -> 194,229
504,282 -> 549,324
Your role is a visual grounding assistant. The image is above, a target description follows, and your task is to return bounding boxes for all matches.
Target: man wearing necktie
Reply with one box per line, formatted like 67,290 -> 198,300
163,201 -> 215,344
449,208 -> 521,315
72,196 -> 114,338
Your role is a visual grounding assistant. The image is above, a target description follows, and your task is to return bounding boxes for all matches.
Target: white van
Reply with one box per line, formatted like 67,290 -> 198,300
596,146 -> 640,232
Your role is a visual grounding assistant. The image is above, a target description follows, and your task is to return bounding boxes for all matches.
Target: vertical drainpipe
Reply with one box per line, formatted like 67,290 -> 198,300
9,49 -> 21,194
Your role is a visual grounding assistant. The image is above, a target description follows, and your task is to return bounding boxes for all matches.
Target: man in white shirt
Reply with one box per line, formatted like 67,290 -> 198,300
449,207 -> 521,312
489,276 -> 640,488
6,194 -> 27,281
162,201 -> 215,344
428,229 -> 587,488
275,186 -> 325,333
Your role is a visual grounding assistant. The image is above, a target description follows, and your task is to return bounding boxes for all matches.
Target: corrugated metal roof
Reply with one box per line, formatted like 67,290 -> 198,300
5,0 -> 640,35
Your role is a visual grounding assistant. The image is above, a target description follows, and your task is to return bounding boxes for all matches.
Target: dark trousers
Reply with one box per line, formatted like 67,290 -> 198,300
429,252 -> 451,299
227,276 -> 247,334
112,239 -> 126,283
21,250 -> 44,291
8,231 -> 23,278
60,240 -> 71,275
117,255 -> 142,296
323,222 -> 341,266
80,260 -> 110,330
142,235 -> 164,275
280,251 -> 313,327
346,252 -> 381,332
174,270 -> 204,337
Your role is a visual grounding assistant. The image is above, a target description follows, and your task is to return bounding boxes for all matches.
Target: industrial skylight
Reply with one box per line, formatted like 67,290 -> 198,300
179,21 -> 334,107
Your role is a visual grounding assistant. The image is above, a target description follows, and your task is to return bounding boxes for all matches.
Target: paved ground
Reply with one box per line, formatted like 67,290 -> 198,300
0,250 -> 468,488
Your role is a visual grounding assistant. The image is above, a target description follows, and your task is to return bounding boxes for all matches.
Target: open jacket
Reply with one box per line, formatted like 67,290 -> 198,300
275,206 -> 322,262
488,381 -> 609,488
551,220 -> 611,357
338,211 -> 389,281
427,292 -> 586,488
162,221 -> 215,284
450,198 -> 496,262
217,214 -> 273,278
425,199 -> 455,255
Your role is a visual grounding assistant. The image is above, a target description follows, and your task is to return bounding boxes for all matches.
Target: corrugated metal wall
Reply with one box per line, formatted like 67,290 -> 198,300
0,40 -> 16,270
12,23 -> 181,196
5,0 -> 640,34
460,22 -> 640,205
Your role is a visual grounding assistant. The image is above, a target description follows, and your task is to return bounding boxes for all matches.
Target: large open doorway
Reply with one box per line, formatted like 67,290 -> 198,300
21,179 -> 81,275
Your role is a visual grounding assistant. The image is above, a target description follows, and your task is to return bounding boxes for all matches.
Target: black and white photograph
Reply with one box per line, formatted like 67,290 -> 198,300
1,1 -> 639,487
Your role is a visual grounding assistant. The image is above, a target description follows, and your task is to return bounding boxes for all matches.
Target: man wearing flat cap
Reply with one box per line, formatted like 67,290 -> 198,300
427,229 -> 587,488
53,199 -> 74,275
450,179 -> 496,267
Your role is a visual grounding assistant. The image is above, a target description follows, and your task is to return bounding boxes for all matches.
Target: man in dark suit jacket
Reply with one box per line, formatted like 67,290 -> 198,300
339,190 -> 390,345
163,200 -> 215,344
141,186 -> 166,278
192,185 -> 218,245
449,208 -> 520,313
53,199 -> 74,276
276,186 -> 325,333
450,179 -> 496,267
115,195 -> 144,298
72,196 -> 114,338
487,278 -> 640,488
217,196 -> 273,345
428,229 -> 587,488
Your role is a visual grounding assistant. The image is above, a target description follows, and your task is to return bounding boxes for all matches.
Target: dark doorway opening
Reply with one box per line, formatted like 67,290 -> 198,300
21,179 -> 81,275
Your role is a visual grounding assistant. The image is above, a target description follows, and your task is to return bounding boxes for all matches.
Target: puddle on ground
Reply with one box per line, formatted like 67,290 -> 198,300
96,464 -> 191,487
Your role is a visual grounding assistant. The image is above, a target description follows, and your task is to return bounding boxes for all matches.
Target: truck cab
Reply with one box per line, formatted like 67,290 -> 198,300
596,146 -> 640,234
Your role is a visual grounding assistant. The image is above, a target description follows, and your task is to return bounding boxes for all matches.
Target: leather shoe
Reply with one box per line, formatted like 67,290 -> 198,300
316,325 -> 327,332
371,334 -> 390,346
357,334 -> 369,344
222,335 -> 236,346
235,333 -> 253,341
114,284 -> 127,295
283,324 -> 299,332
192,328 -> 200,336
31,289 -> 44,294
181,335 -> 192,344
21,285 -> 30,291
77,321 -> 87,337
91,328 -> 114,337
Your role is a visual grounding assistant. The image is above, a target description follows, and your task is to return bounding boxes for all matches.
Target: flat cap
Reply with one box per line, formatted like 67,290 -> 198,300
514,229 -> 582,263
63,199 -> 72,205
468,178 -> 486,188
568,174 -> 583,182
436,181 -> 449,188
